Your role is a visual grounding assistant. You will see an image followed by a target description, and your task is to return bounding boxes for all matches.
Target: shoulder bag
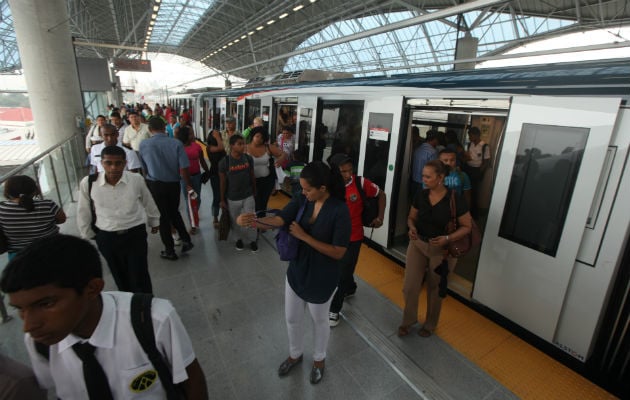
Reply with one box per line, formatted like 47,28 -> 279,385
445,190 -> 481,258
275,200 -> 307,261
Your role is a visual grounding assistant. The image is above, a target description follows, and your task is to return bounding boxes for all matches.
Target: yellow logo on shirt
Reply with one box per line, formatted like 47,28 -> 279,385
130,369 -> 158,392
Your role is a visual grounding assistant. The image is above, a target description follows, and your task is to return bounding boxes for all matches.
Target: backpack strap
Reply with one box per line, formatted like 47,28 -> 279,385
354,175 -> 367,204
88,173 -> 99,234
130,293 -> 182,400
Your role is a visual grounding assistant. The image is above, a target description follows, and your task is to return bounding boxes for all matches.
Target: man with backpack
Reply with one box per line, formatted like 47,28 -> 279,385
464,126 -> 491,219
0,234 -> 208,399
327,154 -> 386,326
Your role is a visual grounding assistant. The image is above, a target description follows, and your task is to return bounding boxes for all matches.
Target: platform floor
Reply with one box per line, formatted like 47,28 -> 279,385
0,188 -> 617,400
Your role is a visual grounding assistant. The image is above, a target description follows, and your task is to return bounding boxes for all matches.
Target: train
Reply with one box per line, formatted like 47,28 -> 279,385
169,59 -> 630,389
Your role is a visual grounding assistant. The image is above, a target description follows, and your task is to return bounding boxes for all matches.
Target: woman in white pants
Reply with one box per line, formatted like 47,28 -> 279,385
237,161 -> 350,384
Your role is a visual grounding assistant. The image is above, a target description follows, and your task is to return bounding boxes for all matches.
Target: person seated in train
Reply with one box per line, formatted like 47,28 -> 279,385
327,154 -> 386,327
463,126 -> 491,219
399,160 -> 472,338
241,116 -> 263,142
410,130 -> 439,199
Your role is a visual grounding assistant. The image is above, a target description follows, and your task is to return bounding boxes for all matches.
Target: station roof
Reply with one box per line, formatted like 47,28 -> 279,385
1,0 -> 630,80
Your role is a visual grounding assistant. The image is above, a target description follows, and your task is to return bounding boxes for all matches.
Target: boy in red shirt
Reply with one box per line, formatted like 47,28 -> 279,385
327,154 -> 386,326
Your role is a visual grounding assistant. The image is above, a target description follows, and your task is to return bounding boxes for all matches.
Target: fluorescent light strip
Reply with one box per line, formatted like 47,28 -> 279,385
279,13 -> 289,19
293,5 -> 304,11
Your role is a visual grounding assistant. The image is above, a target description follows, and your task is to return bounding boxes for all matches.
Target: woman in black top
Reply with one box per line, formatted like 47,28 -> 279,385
237,161 -> 350,385
399,160 -> 472,338
206,129 -> 226,228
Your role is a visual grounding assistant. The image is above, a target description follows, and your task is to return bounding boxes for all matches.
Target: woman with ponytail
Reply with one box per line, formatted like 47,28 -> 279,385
236,161 -> 351,385
0,175 -> 66,260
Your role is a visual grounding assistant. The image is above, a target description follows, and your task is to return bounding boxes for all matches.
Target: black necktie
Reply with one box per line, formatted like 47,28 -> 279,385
72,342 -> 114,400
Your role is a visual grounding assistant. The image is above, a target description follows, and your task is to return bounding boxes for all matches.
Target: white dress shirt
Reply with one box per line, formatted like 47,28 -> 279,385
123,123 -> 150,151
77,171 -> 160,238
25,292 -> 195,399
90,142 -> 143,173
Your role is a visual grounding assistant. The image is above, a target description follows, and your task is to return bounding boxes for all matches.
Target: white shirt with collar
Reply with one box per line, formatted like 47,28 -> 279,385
467,140 -> 491,168
25,292 -> 195,399
123,123 -> 150,151
90,142 -> 143,173
77,171 -> 160,238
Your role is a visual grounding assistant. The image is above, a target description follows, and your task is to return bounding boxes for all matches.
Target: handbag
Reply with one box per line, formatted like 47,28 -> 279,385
275,200 -> 307,261
445,190 -> 481,258
218,209 -> 231,241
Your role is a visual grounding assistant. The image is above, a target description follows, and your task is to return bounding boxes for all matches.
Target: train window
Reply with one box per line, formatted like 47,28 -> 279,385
298,107 -> 312,161
314,100 -> 364,163
245,99 -> 261,138
237,104 -> 244,132
364,112 -> 393,189
499,123 -> 589,257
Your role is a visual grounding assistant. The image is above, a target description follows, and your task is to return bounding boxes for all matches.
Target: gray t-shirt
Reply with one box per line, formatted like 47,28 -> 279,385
219,154 -> 254,201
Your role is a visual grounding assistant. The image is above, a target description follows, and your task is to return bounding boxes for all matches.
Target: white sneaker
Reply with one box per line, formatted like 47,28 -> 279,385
172,235 -> 182,246
329,312 -> 340,327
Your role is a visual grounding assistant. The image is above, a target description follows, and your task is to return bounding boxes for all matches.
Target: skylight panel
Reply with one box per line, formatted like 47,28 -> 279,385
150,0 -> 214,47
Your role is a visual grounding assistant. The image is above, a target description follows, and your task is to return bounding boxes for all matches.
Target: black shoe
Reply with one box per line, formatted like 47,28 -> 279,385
344,288 -> 357,299
182,241 -> 194,253
278,355 -> 302,376
310,361 -> 325,384
250,241 -> 258,253
160,250 -> 178,261
235,239 -> 244,251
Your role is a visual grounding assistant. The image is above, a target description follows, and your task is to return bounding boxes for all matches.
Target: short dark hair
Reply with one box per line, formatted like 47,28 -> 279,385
110,111 -> 121,119
96,115 -> 107,120
148,116 -> 166,131
176,126 -> 192,144
99,123 -> 118,136
229,134 -> 244,145
438,148 -> 457,156
468,126 -> 481,136
0,234 -> 103,294
425,159 -> 450,176
128,110 -> 138,116
101,145 -> 126,159
300,161 -> 345,202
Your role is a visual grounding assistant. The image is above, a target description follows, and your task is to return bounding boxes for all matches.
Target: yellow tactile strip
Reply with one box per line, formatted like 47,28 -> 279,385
356,245 -> 617,400
265,193 -> 615,399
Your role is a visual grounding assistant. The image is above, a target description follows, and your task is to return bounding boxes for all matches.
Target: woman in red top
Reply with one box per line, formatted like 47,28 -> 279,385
177,126 -> 210,234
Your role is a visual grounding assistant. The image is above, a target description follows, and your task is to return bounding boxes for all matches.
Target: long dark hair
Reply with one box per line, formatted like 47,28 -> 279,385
176,126 -> 193,144
3,175 -> 41,212
300,161 -> 345,201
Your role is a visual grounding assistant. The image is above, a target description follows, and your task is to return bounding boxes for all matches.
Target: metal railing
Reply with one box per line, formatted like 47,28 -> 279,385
0,134 -> 87,209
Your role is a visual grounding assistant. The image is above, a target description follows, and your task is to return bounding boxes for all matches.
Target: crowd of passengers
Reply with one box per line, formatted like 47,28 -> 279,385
0,103 -> 481,398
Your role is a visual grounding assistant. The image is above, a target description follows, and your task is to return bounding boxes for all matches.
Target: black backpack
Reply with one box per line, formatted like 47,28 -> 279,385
354,176 -> 379,227
34,293 -> 183,400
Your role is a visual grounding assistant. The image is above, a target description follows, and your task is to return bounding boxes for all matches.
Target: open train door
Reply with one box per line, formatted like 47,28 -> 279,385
473,95 -> 621,343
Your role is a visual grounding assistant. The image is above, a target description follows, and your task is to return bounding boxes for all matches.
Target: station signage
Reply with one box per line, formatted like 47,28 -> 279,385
113,58 -> 152,72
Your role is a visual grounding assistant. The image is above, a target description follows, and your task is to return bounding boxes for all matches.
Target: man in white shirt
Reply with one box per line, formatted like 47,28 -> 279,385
123,111 -> 150,151
90,124 -> 142,173
85,115 -> 107,153
78,145 -> 159,294
0,234 -> 208,399
109,111 -> 128,137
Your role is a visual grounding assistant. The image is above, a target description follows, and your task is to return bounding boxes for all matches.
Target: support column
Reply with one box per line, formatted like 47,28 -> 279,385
454,33 -> 479,71
9,0 -> 85,151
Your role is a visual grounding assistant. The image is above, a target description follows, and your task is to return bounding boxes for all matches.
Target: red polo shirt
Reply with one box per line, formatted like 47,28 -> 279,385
345,175 -> 379,241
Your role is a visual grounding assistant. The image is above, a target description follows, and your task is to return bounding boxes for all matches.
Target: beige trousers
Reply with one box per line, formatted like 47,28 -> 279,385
401,239 -> 457,331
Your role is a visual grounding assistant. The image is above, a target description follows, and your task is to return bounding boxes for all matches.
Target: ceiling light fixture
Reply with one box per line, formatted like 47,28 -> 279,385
267,20 -> 275,25
155,0 -> 161,3
149,20 -> 155,26
256,25 -> 264,30
310,0 -> 317,3
234,39 -> 240,43
241,35 -> 247,39
293,5 -> 304,11
222,45 -> 227,49
153,5 -> 159,11
248,31 -> 254,35
151,13 -> 157,19
279,13 -> 289,19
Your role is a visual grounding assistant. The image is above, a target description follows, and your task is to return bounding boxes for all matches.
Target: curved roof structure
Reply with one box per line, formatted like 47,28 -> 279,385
2,0 -> 630,80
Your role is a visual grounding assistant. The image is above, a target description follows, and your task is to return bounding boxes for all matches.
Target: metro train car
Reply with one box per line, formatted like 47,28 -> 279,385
169,59 -> 630,386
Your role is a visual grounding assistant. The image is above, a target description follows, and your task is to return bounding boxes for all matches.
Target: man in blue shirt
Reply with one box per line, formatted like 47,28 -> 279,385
410,130 -> 438,198
139,118 -> 194,260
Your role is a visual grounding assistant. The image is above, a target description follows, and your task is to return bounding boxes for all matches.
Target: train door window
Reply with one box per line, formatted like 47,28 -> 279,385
245,99 -> 261,135
499,123 -> 589,257
237,104 -> 244,132
272,100 -> 297,143
364,113 -> 392,189
298,107 -> 313,162
212,98 -> 220,130
262,106 -> 270,134
314,100 -> 364,163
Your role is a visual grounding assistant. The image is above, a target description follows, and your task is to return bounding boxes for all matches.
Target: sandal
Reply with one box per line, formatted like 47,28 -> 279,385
418,328 -> 432,338
397,325 -> 412,337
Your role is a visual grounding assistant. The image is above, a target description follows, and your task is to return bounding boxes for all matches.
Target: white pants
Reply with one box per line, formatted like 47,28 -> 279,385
228,196 -> 256,243
285,278 -> 335,362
